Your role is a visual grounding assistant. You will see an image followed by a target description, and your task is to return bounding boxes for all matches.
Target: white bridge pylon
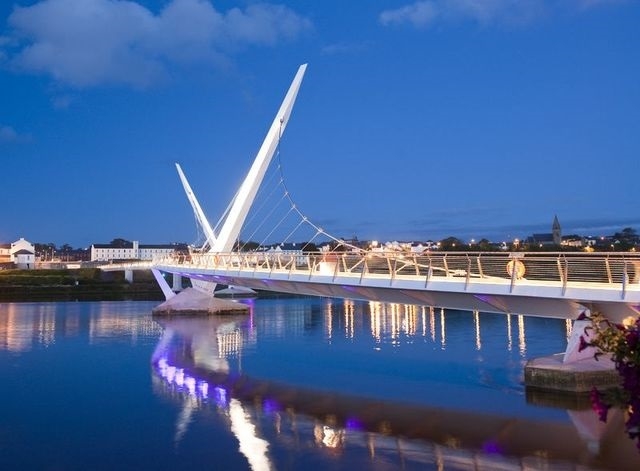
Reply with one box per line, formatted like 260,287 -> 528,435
153,64 -> 308,299
176,162 -> 217,250
213,64 -> 307,254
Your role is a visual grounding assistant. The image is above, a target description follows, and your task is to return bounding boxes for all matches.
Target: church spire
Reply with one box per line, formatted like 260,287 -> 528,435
552,215 -> 561,246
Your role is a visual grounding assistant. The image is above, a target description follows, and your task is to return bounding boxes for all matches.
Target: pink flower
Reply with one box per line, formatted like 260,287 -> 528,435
590,388 -> 610,422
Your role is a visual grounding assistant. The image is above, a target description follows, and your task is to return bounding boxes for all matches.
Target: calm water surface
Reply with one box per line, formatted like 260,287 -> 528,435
1,298 -> 638,470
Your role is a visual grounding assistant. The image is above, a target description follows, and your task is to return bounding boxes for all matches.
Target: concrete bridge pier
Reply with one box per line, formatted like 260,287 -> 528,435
172,273 -> 183,292
525,311 -> 619,393
124,269 -> 133,284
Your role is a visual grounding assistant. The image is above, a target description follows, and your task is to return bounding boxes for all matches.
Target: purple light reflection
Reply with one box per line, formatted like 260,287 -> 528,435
198,381 -> 209,399
262,398 -> 280,414
345,417 -> 363,431
174,369 -> 185,387
155,358 -> 213,401
482,440 -> 503,455
214,386 -> 228,407
184,376 -> 196,396
341,285 -> 357,293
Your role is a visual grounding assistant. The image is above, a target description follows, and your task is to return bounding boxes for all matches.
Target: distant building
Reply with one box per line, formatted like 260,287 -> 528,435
263,243 -> 306,265
90,240 -> 188,262
0,238 -> 36,269
527,215 -> 562,247
561,236 -> 584,248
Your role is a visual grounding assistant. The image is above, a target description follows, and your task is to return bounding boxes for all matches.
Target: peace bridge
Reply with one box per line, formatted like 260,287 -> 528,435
101,63 -> 639,392
144,250 -> 640,322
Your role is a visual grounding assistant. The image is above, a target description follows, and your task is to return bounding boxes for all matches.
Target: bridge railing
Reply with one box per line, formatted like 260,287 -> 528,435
154,251 -> 640,292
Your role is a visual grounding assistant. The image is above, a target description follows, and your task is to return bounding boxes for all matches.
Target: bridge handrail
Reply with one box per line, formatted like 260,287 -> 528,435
152,251 -> 640,292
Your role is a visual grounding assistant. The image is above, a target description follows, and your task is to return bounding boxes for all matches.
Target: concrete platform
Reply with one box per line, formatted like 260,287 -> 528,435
524,353 -> 620,393
152,287 -> 250,316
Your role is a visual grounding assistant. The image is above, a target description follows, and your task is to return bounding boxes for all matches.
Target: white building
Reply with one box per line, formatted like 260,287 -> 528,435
90,241 -> 188,262
264,243 -> 306,265
0,238 -> 36,269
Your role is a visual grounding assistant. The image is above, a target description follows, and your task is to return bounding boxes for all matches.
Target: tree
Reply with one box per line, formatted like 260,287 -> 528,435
612,227 -> 638,251
110,238 -> 131,248
61,244 -> 73,261
477,238 -> 492,251
235,240 -> 260,251
439,237 -> 464,251
300,242 -> 318,252
614,227 -> 638,243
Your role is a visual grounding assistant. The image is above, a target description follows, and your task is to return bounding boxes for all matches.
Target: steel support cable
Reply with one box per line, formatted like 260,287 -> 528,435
257,206 -> 295,249
239,192 -> 290,251
241,175 -> 285,235
241,187 -> 287,242
211,166 -> 280,237
190,209 -> 207,250
212,188 -> 239,236
301,229 -> 323,250
272,124 -> 360,253
280,217 -> 308,246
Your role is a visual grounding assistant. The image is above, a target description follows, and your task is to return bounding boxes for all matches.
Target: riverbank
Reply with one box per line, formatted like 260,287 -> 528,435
0,268 -> 164,302
0,268 -> 310,303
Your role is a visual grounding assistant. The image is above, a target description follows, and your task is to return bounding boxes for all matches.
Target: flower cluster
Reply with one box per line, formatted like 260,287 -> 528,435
579,312 -> 640,449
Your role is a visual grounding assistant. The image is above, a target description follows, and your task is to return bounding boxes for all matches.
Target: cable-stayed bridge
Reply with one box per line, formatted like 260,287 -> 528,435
102,63 -> 640,325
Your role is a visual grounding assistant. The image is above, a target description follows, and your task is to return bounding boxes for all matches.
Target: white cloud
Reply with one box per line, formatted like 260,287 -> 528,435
51,94 -> 73,109
226,4 -> 312,45
0,125 -> 18,142
380,1 -> 438,28
4,0 -> 312,88
575,0 -> 626,9
379,0 -> 625,28
0,35 -> 11,61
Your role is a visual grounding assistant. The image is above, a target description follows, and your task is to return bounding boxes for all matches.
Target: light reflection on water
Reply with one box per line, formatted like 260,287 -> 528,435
0,301 -> 163,352
152,297 -> 637,470
1,298 -> 639,470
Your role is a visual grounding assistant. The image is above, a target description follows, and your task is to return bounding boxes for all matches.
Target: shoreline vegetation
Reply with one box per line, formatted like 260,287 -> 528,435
0,268 -> 164,302
0,268 -> 299,303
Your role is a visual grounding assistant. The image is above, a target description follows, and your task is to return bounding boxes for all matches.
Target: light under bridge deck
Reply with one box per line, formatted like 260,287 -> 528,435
134,251 -> 640,322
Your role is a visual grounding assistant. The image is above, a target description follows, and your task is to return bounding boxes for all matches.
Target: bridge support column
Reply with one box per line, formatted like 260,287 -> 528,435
124,269 -> 133,284
172,273 -> 183,292
151,269 -> 176,301
524,312 -> 618,393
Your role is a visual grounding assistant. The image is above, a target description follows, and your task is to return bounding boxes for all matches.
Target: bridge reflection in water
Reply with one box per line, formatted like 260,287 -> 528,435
150,299 -> 640,470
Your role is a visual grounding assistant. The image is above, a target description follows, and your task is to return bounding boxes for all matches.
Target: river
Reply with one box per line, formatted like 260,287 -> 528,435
1,297 -> 638,470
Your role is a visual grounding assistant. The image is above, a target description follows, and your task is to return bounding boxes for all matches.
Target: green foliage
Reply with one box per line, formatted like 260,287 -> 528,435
0,268 -> 163,301
580,312 -> 640,448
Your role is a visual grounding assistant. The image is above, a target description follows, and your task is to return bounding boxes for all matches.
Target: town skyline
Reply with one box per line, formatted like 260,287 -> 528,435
11,223 -> 639,257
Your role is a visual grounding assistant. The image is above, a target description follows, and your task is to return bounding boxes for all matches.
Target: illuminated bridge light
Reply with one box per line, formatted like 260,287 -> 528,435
184,376 -> 196,396
198,381 -> 209,399
175,368 -> 185,387
165,366 -> 177,383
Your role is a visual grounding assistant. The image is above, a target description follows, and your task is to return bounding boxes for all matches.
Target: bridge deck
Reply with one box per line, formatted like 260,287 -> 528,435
101,251 -> 640,321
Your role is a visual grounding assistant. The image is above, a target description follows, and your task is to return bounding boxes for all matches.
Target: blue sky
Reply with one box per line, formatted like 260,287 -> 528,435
1,0 -> 639,248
